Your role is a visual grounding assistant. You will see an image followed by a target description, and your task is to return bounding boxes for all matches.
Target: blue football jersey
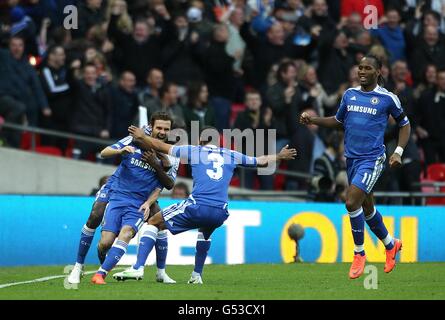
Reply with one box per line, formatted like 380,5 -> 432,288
109,136 -> 165,201
170,144 -> 257,207
335,85 -> 409,159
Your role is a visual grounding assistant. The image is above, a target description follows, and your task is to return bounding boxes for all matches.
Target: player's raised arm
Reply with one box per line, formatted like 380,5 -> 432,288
128,125 -> 172,155
299,112 -> 343,129
100,141 -> 135,158
256,145 -> 297,167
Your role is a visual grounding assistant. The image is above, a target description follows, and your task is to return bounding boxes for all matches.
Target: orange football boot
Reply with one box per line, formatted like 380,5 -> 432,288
91,273 -> 107,285
349,254 -> 366,279
384,239 -> 402,273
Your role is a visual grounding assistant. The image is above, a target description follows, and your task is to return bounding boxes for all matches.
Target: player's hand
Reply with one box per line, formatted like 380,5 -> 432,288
120,146 -> 135,155
299,112 -> 313,125
389,153 -> 402,169
278,145 -> 297,161
139,201 -> 151,222
128,125 -> 144,141
141,149 -> 159,167
156,152 -> 172,170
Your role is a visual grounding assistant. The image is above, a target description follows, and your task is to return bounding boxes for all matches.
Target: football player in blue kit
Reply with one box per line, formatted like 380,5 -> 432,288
90,112 -> 178,285
127,125 -> 297,284
300,54 -> 411,279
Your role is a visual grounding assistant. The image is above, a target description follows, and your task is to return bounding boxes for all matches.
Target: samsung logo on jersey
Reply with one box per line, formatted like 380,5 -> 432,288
347,105 -> 377,115
130,157 -> 155,171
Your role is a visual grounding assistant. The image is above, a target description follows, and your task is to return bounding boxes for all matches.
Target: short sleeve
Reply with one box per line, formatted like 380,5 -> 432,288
170,145 -> 197,163
388,94 -> 409,127
231,151 -> 258,167
335,91 -> 348,124
110,136 -> 133,149
166,155 -> 180,181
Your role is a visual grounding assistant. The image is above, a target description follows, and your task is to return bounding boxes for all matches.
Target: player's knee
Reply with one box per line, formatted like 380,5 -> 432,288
98,239 -> 112,252
118,227 -> 135,242
345,198 -> 360,212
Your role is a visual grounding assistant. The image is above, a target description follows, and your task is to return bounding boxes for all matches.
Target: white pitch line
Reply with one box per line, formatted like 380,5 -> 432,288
0,268 -> 125,289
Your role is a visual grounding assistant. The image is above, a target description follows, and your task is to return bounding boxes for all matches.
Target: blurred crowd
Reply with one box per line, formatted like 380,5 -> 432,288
0,0 -> 445,200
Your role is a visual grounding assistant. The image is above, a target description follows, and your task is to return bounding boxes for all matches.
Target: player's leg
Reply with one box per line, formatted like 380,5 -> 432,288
362,193 -> 395,249
189,206 -> 229,284
345,184 -> 367,279
151,202 -> 176,283
93,226 -> 136,284
188,228 -> 213,285
77,201 -> 107,263
362,192 -> 402,273
97,230 -> 118,264
68,201 -> 107,284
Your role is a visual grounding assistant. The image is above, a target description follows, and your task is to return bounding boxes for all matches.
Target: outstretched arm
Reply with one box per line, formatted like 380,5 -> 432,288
299,112 -> 343,129
128,125 -> 172,155
100,145 -> 135,158
256,145 -> 297,167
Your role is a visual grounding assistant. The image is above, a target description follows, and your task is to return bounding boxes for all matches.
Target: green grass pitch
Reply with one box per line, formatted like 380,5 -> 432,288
0,263 -> 444,300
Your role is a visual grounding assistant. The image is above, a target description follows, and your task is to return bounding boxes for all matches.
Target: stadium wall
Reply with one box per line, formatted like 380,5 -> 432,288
0,195 -> 444,266
0,147 -> 116,195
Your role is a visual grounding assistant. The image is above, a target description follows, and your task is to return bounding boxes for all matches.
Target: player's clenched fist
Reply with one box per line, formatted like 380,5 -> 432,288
389,153 -> 402,168
299,112 -> 313,125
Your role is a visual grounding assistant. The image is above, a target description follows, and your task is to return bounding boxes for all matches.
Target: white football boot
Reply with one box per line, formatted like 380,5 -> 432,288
156,270 -> 176,284
67,263 -> 84,284
113,266 -> 144,281
188,273 -> 203,284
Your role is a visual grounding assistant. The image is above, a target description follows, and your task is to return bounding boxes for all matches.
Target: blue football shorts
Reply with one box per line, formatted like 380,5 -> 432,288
101,197 -> 145,235
346,153 -> 386,194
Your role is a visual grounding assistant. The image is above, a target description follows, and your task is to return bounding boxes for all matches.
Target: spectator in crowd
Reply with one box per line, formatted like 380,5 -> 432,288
9,5 -> 38,55
287,107 -> 326,190
298,65 -> 343,117
413,64 -> 437,99
317,29 -> 355,95
109,71 -> 138,139
161,13 -> 203,88
108,4 -> 164,86
74,0 -> 107,39
147,82 -> 186,129
105,0 -> 133,35
139,68 -> 163,111
39,45 -> 71,149
68,60 -> 111,160
310,130 -> 346,202
202,23 -> 236,132
241,21 -> 296,90
267,60 -> 302,152
171,181 -> 190,199
234,89 -> 275,190
405,9 -> 445,58
415,69 -> 445,166
410,25 -> 445,84
225,7 -> 247,102
371,7 -> 406,64
183,81 -> 216,138
0,36 -> 51,127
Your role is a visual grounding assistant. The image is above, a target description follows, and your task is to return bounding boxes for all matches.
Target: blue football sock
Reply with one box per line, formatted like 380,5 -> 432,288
349,208 -> 365,256
98,240 -> 128,275
133,225 -> 158,270
365,207 -> 394,250
155,230 -> 168,270
194,233 -> 211,275
76,225 -> 96,264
